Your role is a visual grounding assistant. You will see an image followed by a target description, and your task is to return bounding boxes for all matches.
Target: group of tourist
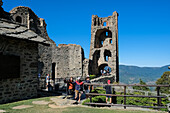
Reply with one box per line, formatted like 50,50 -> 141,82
64,76 -> 113,104
64,75 -> 92,103
45,74 -> 112,104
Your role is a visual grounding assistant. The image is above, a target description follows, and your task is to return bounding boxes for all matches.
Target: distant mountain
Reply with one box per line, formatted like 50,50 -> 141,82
119,64 -> 170,84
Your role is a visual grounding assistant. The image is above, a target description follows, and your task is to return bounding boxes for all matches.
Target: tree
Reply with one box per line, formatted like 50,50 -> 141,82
133,78 -> 150,91
156,71 -> 170,94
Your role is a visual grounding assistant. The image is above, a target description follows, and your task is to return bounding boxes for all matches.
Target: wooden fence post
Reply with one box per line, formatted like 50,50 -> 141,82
124,86 -> 126,109
90,96 -> 92,103
157,86 -> 161,107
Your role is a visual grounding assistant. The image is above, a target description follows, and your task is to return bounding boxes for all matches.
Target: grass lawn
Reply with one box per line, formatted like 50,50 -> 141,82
0,96 -> 166,113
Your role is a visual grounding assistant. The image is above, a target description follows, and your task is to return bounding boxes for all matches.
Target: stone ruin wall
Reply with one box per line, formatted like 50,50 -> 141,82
83,58 -> 89,77
1,1 -> 119,92
89,12 -> 119,82
54,44 -> 84,79
9,6 -> 50,40
0,36 -> 38,104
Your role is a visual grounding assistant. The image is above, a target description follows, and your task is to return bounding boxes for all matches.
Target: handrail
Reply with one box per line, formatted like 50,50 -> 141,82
84,83 -> 170,87
86,93 -> 167,98
84,83 -> 169,110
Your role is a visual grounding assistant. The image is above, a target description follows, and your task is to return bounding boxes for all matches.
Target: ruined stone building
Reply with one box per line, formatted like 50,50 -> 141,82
0,0 -> 119,103
0,1 -> 50,103
89,12 -> 119,82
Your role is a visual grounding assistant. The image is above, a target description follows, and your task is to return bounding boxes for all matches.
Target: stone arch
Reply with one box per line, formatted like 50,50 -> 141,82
92,50 -> 100,75
98,63 -> 108,75
15,16 -> 22,23
94,29 -> 112,48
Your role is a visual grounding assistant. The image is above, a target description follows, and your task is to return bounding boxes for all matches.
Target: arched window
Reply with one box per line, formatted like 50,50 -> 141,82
94,29 -> 112,48
16,16 -> 22,23
103,22 -> 107,26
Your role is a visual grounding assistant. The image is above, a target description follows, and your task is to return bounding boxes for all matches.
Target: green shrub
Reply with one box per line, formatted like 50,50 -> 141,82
91,87 -> 106,94
89,75 -> 96,79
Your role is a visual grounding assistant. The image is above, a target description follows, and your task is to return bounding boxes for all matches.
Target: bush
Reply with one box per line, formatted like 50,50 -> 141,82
89,75 -> 96,79
91,87 -> 106,94
82,96 -> 106,105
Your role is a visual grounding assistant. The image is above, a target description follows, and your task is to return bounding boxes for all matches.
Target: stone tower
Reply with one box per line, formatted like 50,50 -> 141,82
89,11 -> 119,82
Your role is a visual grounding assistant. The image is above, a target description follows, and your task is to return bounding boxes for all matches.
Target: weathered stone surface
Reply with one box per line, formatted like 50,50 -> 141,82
89,12 -> 119,82
0,36 -> 38,104
54,44 -> 85,79
32,100 -> 50,105
12,105 -> 33,109
50,98 -> 75,106
90,74 -> 116,83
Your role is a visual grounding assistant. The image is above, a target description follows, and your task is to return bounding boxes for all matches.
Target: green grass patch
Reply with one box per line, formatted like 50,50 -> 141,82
0,96 -> 52,111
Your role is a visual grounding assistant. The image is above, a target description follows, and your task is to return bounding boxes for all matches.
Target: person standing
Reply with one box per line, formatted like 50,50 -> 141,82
46,74 -> 50,90
74,77 -> 83,103
84,75 -> 91,93
105,80 -> 112,104
64,77 -> 74,95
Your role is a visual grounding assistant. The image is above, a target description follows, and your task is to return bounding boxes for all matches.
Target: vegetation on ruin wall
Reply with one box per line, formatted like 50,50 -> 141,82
89,75 -> 96,79
82,88 -> 169,111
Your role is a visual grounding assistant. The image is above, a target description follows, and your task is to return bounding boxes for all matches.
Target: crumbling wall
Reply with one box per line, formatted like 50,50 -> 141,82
54,44 -> 84,79
83,58 -> 89,77
9,6 -> 51,41
9,6 -> 57,89
89,12 -> 119,82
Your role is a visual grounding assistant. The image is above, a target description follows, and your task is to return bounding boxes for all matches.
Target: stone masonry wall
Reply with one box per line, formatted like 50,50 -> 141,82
83,58 -> 89,77
38,43 -> 52,89
0,36 -> 38,104
55,44 -> 84,79
89,11 -> 119,82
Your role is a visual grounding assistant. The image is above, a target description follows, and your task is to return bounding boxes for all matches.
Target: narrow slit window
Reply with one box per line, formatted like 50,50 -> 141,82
101,41 -> 103,46
106,32 -> 108,36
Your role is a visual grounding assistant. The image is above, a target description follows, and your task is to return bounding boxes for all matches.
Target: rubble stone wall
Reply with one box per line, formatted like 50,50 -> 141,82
55,44 -> 84,79
89,12 -> 119,82
0,36 -> 38,104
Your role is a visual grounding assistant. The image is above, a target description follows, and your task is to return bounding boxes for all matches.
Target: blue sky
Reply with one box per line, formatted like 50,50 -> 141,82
2,0 -> 170,67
